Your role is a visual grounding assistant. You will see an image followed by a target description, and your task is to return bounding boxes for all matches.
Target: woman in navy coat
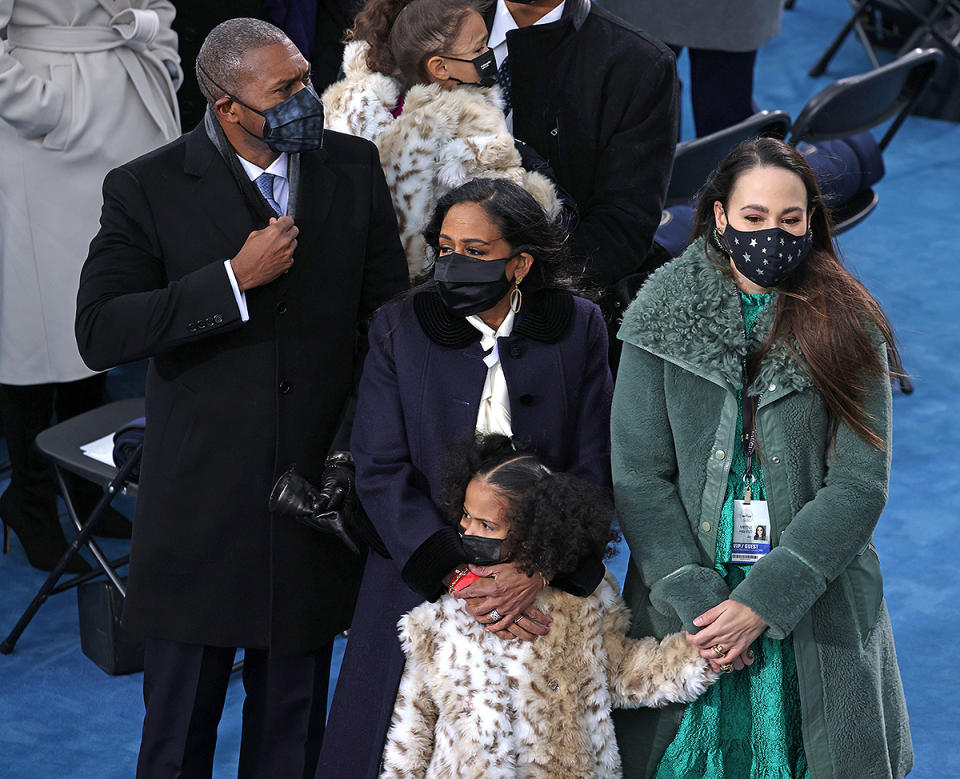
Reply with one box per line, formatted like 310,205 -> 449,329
317,178 -> 614,777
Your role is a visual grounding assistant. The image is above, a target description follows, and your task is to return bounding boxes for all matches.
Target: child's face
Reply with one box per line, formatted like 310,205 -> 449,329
460,477 -> 509,540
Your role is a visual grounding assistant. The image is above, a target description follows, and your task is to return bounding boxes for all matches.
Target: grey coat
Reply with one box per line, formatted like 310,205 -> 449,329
610,239 -> 912,778
601,0 -> 782,52
0,0 -> 180,384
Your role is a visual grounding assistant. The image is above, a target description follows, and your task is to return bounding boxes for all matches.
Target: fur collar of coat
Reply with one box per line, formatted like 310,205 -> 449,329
380,573 -> 715,778
618,236 -> 813,397
323,41 -> 561,279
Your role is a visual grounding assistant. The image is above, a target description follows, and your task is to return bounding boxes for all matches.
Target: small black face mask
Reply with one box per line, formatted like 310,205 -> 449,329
717,224 -> 813,288
443,49 -> 498,88
458,525 -> 506,566
199,63 -> 325,153
434,252 -> 515,316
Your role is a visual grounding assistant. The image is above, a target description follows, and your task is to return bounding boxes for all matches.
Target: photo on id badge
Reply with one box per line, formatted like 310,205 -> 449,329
731,499 -> 772,564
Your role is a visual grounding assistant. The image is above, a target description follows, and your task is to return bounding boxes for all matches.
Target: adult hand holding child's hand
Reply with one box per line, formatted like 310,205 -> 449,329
453,562 -> 552,642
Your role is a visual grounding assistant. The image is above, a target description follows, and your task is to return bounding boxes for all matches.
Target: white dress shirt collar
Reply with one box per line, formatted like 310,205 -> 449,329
235,152 -> 288,182
489,0 -> 567,64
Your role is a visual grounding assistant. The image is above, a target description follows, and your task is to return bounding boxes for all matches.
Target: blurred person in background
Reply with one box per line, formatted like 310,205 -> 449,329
0,0 -> 181,572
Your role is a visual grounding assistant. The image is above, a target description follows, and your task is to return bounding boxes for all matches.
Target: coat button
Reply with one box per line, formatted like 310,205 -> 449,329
509,345 -> 523,358
197,320 -> 206,329
701,521 -> 711,532
187,322 -> 197,332
548,680 -> 559,691
771,455 -> 781,464
279,380 -> 292,395
214,314 -> 223,324
714,450 -> 725,460
518,394 -> 533,406
276,301 -> 287,315
206,317 -> 215,326
768,383 -> 777,392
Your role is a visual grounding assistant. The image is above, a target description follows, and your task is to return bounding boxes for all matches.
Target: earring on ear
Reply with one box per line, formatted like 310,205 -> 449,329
713,226 -> 727,251
510,276 -> 523,314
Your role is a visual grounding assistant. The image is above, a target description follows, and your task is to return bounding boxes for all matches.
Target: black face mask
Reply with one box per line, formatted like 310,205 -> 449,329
434,252 -> 515,316
199,63 -> 325,153
443,49 -> 498,88
457,525 -> 506,566
717,224 -> 813,288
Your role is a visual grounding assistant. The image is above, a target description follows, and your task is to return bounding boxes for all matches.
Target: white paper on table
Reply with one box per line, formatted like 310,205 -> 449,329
80,432 -> 117,467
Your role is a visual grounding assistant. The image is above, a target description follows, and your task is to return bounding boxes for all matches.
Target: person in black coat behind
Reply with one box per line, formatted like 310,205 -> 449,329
75,18 -> 408,779
486,0 -> 679,293
316,178 -> 613,777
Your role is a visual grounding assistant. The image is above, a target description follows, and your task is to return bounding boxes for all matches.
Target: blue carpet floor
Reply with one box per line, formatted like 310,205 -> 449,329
2,2 -> 959,776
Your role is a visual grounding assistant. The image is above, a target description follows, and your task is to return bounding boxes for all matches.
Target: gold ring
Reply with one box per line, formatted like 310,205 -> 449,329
513,615 -> 524,624
711,644 -> 725,658
720,663 -> 733,673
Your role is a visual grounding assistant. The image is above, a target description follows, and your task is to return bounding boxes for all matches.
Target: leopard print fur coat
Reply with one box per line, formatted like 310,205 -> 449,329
380,572 -> 716,778
322,41 -> 562,280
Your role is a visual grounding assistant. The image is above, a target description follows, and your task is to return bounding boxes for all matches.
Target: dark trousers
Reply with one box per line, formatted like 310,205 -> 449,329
0,375 -> 109,515
671,46 -> 758,138
137,637 -> 333,779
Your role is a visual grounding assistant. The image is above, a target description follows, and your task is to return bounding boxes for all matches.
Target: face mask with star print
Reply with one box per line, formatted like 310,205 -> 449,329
718,224 -> 813,287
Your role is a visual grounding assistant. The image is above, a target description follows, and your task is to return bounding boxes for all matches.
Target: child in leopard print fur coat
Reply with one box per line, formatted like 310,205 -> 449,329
380,435 -> 717,778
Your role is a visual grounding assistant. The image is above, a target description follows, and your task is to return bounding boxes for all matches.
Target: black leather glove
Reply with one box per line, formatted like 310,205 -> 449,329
268,455 -> 390,558
317,451 -> 355,513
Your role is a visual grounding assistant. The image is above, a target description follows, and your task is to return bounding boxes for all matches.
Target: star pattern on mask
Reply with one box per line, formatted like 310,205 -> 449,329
734,237 -> 740,245
763,259 -> 769,265
749,238 -> 757,247
743,253 -> 751,263
779,238 -> 785,245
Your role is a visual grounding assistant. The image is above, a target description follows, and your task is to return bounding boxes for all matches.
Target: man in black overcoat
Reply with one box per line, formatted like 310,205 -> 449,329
486,0 -> 679,298
75,18 -> 407,779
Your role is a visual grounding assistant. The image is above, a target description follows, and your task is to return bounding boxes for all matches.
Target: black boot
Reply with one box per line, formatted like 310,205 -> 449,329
0,382 -> 93,573
0,487 -> 92,573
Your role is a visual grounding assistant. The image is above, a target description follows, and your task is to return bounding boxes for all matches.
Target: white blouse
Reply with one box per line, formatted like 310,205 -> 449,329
466,309 -> 516,436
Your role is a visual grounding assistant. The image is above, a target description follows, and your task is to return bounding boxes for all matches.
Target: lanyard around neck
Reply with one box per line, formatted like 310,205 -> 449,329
737,287 -> 764,503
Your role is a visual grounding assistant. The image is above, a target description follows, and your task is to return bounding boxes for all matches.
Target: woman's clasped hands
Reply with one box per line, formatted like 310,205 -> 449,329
687,599 -> 767,673
452,563 -> 553,642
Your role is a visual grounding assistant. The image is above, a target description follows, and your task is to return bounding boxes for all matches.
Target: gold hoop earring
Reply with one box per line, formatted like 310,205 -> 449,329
510,276 -> 523,314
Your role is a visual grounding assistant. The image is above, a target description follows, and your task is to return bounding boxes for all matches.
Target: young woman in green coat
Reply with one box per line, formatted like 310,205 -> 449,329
611,138 -> 912,778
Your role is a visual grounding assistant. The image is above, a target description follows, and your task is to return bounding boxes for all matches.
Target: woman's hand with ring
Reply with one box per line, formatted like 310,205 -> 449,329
454,562 -> 551,641
686,599 -> 766,671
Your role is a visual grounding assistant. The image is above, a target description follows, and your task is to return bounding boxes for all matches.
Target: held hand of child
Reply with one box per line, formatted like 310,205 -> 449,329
453,562 -> 552,642
686,599 -> 766,672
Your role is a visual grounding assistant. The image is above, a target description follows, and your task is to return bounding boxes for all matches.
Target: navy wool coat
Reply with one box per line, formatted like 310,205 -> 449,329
75,125 -> 408,654
317,287 -> 614,777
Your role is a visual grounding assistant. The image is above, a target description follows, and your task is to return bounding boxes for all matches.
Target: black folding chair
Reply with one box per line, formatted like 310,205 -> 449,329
665,110 -> 792,207
0,398 -> 143,654
810,0 -> 960,76
788,49 -> 942,395
789,47 -> 942,232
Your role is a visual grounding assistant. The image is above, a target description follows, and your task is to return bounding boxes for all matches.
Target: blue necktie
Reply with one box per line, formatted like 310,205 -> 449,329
497,55 -> 512,117
255,172 -> 282,216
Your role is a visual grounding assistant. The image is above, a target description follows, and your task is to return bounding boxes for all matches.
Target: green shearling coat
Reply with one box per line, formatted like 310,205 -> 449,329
610,238 -> 912,778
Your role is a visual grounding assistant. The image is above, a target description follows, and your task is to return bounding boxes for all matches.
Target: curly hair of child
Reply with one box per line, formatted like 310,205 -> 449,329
438,434 -> 620,579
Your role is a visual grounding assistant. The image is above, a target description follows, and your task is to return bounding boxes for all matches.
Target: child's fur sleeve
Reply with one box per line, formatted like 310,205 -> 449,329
599,581 -> 717,708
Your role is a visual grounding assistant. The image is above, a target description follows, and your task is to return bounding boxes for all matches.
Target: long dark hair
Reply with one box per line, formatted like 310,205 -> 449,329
348,0 -> 484,87
439,435 -> 618,578
693,137 -> 898,449
423,177 -> 575,293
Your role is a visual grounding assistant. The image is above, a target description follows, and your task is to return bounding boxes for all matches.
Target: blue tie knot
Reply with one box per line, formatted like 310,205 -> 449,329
255,172 -> 282,216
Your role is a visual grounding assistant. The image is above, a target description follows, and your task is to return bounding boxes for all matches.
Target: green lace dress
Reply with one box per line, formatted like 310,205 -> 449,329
654,292 -> 809,779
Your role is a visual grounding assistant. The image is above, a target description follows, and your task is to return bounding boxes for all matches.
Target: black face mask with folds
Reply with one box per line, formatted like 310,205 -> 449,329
199,63 -> 325,153
718,224 -> 813,288
444,49 -> 499,88
433,251 -> 515,316
458,525 -> 507,566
